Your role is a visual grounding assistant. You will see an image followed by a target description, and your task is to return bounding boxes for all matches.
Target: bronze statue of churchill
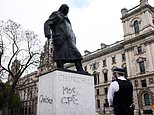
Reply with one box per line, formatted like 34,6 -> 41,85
44,4 -> 85,72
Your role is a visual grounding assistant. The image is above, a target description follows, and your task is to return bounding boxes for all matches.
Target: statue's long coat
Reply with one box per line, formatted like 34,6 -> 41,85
44,11 -> 82,62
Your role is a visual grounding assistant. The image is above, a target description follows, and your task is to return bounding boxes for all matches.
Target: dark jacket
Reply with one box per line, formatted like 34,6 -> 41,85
44,11 -> 82,62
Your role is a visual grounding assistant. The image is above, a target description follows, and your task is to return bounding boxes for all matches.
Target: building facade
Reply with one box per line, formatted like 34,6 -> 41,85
17,0 -> 154,115
16,71 -> 38,115
68,0 -> 154,114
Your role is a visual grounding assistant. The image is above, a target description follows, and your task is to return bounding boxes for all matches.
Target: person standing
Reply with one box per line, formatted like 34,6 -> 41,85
107,67 -> 134,115
44,4 -> 85,72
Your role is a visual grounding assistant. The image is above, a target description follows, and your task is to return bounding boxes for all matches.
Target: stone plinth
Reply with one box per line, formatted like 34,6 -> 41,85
37,70 -> 95,115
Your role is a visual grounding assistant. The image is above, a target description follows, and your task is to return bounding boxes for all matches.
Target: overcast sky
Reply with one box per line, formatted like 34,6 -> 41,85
0,0 -> 154,55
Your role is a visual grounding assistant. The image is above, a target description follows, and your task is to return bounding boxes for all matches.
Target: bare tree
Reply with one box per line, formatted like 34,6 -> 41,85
0,20 -> 41,115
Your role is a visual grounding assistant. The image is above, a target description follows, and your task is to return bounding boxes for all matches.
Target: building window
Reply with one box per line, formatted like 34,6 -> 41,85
27,88 -> 30,99
104,88 -> 108,95
103,69 -> 108,83
91,62 -> 98,70
134,20 -> 139,33
94,74 -> 97,85
93,72 -> 100,85
149,77 -> 154,85
30,91 -> 33,99
122,53 -> 126,61
104,98 -> 109,107
93,63 -> 96,70
96,89 -> 99,95
112,56 -> 116,64
103,59 -> 106,67
97,74 -> 100,84
97,99 -> 100,108
141,79 -> 147,87
137,57 -> 146,74
29,107 -> 32,114
104,72 -> 108,83
84,66 -> 87,71
25,107 -> 27,115
139,61 -> 145,73
137,46 -> 142,54
144,93 -> 151,105
134,80 -> 139,87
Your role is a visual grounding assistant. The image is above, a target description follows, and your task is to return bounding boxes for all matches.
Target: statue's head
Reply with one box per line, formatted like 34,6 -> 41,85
58,4 -> 69,15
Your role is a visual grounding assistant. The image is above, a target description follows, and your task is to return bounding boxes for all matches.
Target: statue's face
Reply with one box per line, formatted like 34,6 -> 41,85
59,4 -> 69,15
63,7 -> 69,15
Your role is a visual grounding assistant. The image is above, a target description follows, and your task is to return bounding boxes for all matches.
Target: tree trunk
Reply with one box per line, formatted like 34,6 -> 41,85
2,95 -> 11,115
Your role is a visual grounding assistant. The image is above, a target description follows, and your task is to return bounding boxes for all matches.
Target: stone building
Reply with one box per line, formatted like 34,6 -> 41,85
17,0 -> 154,115
68,0 -> 154,114
16,71 -> 38,115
